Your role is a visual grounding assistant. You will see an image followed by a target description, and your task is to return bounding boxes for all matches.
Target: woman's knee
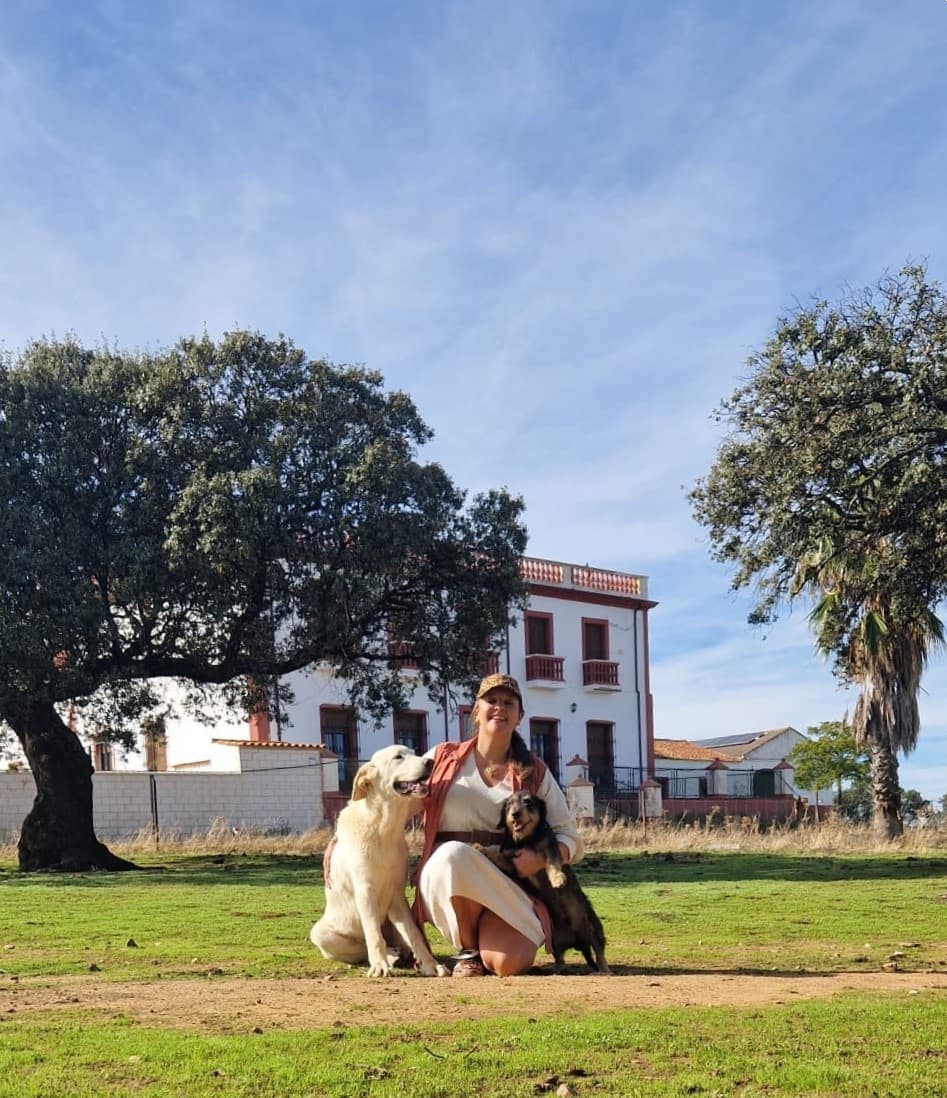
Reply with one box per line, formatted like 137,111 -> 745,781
482,942 -> 536,977
477,911 -> 538,977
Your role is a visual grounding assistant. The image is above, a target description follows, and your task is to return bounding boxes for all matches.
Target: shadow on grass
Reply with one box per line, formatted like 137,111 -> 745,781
523,963 -> 904,979
578,850 -> 947,886
0,853 -> 318,888
3,850 -> 946,890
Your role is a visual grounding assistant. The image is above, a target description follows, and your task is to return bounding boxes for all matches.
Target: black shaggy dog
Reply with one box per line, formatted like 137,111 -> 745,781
476,790 -> 611,974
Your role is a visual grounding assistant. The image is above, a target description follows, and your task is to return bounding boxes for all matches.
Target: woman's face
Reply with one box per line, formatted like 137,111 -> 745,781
476,688 -> 523,735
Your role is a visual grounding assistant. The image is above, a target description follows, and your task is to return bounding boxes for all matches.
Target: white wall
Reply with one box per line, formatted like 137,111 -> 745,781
0,744 -> 337,841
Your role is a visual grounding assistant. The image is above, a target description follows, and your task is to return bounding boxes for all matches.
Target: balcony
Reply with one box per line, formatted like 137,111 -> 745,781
388,640 -> 419,672
466,651 -> 500,677
525,654 -> 565,685
582,659 -> 620,690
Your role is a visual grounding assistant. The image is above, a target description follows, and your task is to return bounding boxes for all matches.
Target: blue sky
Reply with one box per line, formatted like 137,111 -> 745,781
3,1 -> 947,801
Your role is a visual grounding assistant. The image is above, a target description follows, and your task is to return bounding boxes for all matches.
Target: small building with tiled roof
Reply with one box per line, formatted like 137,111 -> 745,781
655,726 -> 835,806
694,726 -> 800,761
653,738 -> 726,763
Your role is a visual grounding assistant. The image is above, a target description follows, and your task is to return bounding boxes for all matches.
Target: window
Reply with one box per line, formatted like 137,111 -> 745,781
525,612 -> 554,655
524,611 -> 564,681
466,650 -> 500,676
320,706 -> 358,791
91,739 -> 113,772
529,718 -> 560,783
582,619 -> 609,661
458,704 -> 473,740
141,718 -> 168,772
394,711 -> 427,754
586,721 -> 615,791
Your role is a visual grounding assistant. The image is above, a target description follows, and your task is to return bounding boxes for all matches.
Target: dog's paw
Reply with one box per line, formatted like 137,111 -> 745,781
546,864 -> 567,888
415,957 -> 449,977
366,960 -> 394,977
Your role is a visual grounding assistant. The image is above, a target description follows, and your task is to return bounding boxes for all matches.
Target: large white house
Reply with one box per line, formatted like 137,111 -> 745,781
144,554 -> 658,797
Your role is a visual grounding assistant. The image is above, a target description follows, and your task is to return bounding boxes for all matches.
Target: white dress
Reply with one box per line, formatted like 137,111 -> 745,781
417,751 -> 584,950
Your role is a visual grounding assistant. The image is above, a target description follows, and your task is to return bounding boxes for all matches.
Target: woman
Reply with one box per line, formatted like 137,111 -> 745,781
413,673 -> 584,977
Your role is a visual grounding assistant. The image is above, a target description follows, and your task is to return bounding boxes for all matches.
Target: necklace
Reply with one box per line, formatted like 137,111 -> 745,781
477,748 -> 511,781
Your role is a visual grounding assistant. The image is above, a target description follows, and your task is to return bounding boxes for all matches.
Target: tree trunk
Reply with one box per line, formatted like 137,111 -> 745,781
4,694 -> 137,871
866,735 -> 903,841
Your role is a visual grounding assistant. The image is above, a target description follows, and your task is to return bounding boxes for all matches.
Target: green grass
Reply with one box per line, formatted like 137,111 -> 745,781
1,848 -> 946,1095
1,997 -> 945,1097
2,850 -> 945,978
590,850 -> 947,973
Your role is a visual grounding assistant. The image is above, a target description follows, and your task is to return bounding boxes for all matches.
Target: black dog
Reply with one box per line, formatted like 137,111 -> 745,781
476,790 -> 611,974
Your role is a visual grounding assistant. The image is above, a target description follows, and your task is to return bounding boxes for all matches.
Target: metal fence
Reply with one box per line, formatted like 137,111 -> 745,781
603,766 -> 794,799
335,760 -> 793,800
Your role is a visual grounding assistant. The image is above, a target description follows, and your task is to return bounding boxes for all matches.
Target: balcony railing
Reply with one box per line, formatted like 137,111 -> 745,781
582,660 -> 620,688
388,640 -> 419,670
466,651 -> 500,676
520,556 -> 647,598
654,768 -> 796,799
524,654 -> 565,682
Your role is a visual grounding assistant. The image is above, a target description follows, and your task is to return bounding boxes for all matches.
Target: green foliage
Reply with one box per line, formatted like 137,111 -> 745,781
0,331 -> 528,735
690,264 -> 947,835
837,775 -> 874,822
901,788 -> 931,823
788,721 -> 869,797
690,263 -> 947,626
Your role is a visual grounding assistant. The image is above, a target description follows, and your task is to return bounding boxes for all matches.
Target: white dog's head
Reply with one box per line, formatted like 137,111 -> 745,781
350,744 -> 433,803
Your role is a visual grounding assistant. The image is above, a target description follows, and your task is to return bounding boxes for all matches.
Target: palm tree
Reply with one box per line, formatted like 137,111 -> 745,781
793,538 -> 944,839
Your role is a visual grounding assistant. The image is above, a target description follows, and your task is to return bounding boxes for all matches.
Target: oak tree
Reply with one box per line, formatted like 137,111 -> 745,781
0,331 -> 527,870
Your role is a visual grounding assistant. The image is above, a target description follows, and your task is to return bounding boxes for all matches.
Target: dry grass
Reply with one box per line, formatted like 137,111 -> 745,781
3,811 -> 946,863
582,811 -> 947,855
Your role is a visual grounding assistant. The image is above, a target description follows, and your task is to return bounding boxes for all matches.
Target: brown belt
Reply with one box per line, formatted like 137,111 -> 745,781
435,829 -> 504,846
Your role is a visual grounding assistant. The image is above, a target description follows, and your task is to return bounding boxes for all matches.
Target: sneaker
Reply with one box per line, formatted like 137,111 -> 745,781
451,949 -> 486,977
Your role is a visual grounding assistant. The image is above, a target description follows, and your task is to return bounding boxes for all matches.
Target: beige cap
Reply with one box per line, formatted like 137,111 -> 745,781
475,672 -> 524,708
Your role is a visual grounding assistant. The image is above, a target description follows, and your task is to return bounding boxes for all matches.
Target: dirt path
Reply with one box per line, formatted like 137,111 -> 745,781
5,970 -> 945,1033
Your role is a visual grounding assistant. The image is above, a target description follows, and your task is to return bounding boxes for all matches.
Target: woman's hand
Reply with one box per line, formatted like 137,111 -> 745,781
511,847 -> 550,877
511,843 -> 570,878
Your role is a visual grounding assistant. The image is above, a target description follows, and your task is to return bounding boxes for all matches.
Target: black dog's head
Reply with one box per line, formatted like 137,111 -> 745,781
498,790 -> 548,845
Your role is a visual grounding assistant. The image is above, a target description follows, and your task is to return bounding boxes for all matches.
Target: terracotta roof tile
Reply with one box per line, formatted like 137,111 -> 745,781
653,738 -> 726,762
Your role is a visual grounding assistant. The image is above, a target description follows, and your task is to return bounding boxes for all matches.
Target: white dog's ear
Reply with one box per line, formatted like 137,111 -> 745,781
351,763 -> 378,801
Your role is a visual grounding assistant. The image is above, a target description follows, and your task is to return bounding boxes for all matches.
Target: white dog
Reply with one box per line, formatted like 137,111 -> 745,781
310,744 -> 448,977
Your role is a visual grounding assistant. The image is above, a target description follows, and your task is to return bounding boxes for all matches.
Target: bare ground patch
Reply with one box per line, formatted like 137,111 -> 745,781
4,969 -> 945,1033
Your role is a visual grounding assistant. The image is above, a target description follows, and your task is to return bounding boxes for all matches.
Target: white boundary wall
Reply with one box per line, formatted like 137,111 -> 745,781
0,742 -> 338,841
